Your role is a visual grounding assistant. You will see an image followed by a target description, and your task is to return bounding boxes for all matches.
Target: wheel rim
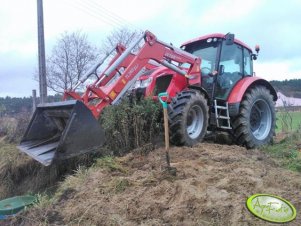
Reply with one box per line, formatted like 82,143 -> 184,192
250,99 -> 272,140
186,105 -> 204,139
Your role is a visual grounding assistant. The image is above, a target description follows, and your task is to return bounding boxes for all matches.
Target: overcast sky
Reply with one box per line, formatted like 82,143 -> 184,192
0,0 -> 301,97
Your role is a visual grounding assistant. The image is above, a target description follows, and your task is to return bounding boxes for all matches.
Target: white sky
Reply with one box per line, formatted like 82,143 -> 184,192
0,0 -> 301,97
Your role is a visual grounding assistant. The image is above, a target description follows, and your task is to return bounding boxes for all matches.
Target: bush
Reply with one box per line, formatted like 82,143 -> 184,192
100,98 -> 162,156
0,117 -> 17,137
0,113 -> 31,143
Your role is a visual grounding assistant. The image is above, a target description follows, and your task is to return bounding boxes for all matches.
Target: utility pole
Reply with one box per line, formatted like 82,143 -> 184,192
37,0 -> 47,103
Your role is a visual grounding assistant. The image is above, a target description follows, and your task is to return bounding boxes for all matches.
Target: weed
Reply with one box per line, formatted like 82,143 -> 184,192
55,165 -> 89,199
0,138 -> 97,200
34,193 -> 53,209
113,178 -> 130,193
94,156 -> 127,173
262,130 -> 301,172
276,111 -> 301,133
0,113 -> 31,143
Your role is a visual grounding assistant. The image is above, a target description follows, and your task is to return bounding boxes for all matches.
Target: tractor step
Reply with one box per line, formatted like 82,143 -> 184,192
214,100 -> 232,129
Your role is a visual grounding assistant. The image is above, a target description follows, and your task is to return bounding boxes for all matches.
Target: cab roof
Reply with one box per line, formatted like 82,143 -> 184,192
181,33 -> 252,52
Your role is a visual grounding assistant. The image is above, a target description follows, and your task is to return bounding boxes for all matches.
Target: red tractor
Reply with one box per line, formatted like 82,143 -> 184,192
19,31 -> 277,166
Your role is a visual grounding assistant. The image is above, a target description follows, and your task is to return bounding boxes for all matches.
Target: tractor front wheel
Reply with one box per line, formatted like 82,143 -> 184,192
168,90 -> 208,146
232,86 -> 276,148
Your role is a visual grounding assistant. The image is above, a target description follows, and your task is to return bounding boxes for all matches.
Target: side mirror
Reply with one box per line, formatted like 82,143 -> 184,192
225,33 -> 235,45
252,45 -> 260,60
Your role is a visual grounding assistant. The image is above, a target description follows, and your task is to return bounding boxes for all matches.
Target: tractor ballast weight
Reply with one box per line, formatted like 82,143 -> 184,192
19,100 -> 105,166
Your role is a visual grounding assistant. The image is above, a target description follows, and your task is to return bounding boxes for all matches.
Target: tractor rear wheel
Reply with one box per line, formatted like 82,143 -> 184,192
232,86 -> 275,148
168,90 -> 208,146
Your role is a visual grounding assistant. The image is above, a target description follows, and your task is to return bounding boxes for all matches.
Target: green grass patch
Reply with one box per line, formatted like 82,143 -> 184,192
276,111 -> 301,133
93,156 -> 127,173
111,178 -> 130,193
0,139 -> 22,164
262,130 -> 301,172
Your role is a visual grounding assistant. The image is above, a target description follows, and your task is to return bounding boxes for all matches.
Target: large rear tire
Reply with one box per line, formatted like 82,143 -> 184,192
232,86 -> 276,148
168,90 -> 208,146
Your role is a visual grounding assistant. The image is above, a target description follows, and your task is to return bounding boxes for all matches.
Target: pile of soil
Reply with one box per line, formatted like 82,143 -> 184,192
6,143 -> 301,225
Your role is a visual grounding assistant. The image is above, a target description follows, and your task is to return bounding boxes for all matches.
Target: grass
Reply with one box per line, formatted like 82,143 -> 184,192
276,110 -> 301,133
262,129 -> 301,172
0,139 -> 30,199
110,178 -> 130,193
56,166 -> 89,191
0,139 -> 22,165
262,110 -> 301,172
53,156 -> 128,200
93,156 -> 128,173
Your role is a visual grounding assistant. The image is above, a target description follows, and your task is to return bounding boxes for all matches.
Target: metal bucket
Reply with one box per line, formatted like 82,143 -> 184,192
18,100 -> 105,166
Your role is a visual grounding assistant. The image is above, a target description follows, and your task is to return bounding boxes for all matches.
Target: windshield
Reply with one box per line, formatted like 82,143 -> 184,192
183,40 -> 219,70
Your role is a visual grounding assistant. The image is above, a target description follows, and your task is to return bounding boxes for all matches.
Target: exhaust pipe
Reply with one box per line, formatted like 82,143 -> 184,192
18,100 -> 105,166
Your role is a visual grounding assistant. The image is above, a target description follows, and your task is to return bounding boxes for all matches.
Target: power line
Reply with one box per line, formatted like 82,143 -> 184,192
62,0 -> 143,32
82,0 -> 130,27
61,0 -> 126,29
88,0 -> 143,31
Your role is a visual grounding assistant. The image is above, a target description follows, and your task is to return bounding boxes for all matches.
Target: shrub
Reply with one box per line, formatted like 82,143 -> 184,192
0,113 -> 31,143
0,117 -> 17,137
100,97 -> 162,156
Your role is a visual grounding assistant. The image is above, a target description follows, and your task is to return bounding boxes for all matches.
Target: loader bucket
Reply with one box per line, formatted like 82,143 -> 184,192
18,100 -> 105,166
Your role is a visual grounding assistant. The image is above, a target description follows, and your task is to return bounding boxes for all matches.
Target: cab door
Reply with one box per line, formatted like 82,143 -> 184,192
215,42 -> 244,100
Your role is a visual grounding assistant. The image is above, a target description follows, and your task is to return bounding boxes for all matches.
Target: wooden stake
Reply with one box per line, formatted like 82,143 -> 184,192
163,107 -> 170,167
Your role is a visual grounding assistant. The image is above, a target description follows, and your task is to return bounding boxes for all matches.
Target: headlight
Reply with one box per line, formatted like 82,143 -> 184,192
140,78 -> 152,88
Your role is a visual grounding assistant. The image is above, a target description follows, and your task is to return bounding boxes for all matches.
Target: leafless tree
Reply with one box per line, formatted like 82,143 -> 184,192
46,31 -> 98,93
101,27 -> 141,53
45,29 -> 140,94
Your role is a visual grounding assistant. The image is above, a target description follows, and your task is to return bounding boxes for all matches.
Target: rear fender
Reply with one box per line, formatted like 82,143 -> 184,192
227,77 -> 277,104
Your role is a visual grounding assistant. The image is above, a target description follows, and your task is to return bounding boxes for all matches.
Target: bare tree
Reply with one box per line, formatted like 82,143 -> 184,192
101,28 -> 141,53
46,31 -> 98,93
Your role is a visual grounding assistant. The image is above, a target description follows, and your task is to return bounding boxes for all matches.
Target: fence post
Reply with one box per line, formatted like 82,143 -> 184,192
32,89 -> 37,114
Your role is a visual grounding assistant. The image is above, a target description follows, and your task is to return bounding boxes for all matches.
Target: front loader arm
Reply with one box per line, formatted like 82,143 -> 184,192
66,31 -> 201,119
63,44 -> 132,101
18,31 -> 201,165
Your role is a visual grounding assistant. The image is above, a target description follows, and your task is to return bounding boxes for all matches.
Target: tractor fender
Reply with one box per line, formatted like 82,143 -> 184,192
228,77 -> 277,104
188,85 -> 210,105
227,77 -> 277,117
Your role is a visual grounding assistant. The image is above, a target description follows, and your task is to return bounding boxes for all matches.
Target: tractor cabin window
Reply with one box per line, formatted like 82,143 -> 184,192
183,39 -> 219,74
183,39 -> 219,95
216,43 -> 243,99
243,48 -> 253,76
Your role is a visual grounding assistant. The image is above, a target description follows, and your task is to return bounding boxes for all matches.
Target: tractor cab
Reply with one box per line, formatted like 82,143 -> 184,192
181,33 -> 254,101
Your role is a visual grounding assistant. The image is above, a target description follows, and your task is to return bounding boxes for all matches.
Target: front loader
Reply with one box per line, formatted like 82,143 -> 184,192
19,100 -> 104,166
19,31 -> 277,166
19,31 -> 201,166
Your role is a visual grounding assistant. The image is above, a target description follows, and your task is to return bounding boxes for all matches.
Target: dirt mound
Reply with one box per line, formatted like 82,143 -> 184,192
6,143 -> 301,225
